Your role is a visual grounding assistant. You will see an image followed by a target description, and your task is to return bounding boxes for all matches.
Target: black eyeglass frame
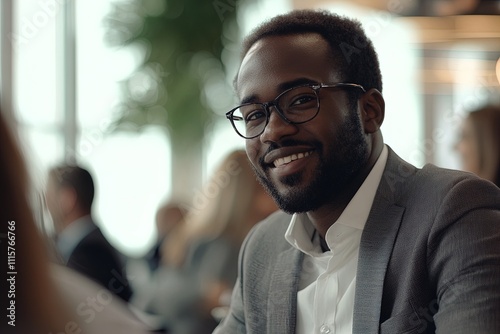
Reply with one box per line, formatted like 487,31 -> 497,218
225,82 -> 366,139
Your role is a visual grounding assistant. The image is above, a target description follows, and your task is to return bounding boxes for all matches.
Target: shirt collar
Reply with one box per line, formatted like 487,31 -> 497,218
57,215 -> 96,263
285,145 -> 388,254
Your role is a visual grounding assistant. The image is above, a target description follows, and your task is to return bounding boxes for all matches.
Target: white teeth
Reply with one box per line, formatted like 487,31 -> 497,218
273,151 -> 311,167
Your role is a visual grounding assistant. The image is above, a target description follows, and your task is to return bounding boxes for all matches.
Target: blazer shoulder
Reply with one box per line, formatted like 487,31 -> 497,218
382,147 -> 489,198
379,150 -> 499,222
384,146 -> 497,199
417,164 -> 500,199
419,163 -> 480,184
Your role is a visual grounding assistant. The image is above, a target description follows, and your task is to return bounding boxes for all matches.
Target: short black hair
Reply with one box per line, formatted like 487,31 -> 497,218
238,9 -> 383,93
49,165 -> 95,212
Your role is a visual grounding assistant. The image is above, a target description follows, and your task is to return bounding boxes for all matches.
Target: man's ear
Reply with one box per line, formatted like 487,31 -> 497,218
359,88 -> 385,134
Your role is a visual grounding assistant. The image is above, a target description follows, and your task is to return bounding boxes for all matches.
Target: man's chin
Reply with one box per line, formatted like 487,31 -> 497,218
267,183 -> 319,213
274,195 -> 316,214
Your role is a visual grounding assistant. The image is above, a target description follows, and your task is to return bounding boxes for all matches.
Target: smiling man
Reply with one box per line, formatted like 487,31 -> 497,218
214,9 -> 500,334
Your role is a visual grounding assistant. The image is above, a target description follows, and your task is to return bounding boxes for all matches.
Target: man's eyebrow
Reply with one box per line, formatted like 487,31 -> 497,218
278,78 -> 319,92
241,94 -> 258,105
239,78 -> 320,105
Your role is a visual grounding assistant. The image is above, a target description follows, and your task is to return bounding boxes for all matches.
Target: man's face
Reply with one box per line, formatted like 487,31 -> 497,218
45,176 -> 64,230
45,176 -> 76,233
236,33 -> 369,213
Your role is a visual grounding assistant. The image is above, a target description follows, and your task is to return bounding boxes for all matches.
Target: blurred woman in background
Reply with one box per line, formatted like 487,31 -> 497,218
136,149 -> 278,334
455,104 -> 500,187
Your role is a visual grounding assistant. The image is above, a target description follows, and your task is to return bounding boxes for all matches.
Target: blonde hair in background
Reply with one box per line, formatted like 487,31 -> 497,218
164,149 -> 277,267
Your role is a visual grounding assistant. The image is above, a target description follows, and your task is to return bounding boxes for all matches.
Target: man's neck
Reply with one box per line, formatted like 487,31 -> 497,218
305,183 -> 360,238
306,143 -> 384,238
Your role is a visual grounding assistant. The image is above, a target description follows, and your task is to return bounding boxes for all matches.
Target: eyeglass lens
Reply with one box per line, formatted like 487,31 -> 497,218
231,86 -> 319,138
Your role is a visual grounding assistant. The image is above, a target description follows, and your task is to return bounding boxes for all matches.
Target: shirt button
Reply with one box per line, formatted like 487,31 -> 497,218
319,324 -> 331,334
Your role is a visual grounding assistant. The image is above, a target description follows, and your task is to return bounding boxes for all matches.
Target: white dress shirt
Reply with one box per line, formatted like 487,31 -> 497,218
285,145 -> 388,334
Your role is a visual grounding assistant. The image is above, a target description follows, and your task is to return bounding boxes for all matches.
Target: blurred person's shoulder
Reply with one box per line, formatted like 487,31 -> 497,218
51,264 -> 151,334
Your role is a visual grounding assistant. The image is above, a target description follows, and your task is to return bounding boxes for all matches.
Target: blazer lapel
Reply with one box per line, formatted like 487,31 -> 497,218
267,246 -> 304,334
353,148 -> 411,334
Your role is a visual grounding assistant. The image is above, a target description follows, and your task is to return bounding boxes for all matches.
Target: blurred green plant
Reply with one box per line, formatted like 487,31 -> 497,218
104,0 -> 245,197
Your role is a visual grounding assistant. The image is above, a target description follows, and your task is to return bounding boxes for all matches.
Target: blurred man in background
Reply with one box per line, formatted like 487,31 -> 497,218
45,164 -> 133,302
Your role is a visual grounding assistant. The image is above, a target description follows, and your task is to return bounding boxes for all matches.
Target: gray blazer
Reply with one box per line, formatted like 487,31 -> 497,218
214,148 -> 500,334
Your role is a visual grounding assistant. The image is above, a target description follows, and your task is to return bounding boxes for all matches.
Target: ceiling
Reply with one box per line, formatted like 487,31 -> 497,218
293,0 -> 500,16
292,0 -> 500,89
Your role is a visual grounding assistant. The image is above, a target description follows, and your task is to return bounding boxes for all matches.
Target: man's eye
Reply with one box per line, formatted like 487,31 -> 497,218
245,110 -> 266,122
291,95 -> 315,106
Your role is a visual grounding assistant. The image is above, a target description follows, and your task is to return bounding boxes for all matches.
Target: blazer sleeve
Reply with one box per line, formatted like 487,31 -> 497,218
428,177 -> 500,333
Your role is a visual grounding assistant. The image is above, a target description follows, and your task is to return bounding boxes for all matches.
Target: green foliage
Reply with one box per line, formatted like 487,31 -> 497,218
104,0 -> 242,147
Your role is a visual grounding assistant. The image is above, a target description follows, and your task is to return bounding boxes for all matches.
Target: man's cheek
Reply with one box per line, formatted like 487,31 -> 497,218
245,144 -> 260,168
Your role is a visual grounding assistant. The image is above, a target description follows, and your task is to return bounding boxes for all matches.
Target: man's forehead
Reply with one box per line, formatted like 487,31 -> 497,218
236,33 -> 337,97
239,39 -> 264,73
240,33 -> 328,68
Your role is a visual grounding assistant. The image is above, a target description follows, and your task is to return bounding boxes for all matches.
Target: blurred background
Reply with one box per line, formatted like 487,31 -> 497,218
1,0 -> 499,257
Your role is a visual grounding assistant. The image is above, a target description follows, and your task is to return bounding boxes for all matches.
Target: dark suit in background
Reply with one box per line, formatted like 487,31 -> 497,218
58,217 -> 133,302
46,165 -> 133,303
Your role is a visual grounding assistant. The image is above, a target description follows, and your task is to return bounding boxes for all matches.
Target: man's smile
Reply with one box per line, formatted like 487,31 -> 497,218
273,151 -> 313,168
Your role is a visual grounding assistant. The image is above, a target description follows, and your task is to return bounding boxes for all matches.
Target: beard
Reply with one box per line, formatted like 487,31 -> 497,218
254,109 -> 369,214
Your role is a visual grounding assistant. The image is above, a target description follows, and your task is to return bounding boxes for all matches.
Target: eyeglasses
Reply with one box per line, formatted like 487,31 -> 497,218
226,83 -> 365,139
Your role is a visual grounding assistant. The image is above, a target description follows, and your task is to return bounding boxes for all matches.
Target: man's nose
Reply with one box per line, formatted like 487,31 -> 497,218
259,106 -> 298,143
